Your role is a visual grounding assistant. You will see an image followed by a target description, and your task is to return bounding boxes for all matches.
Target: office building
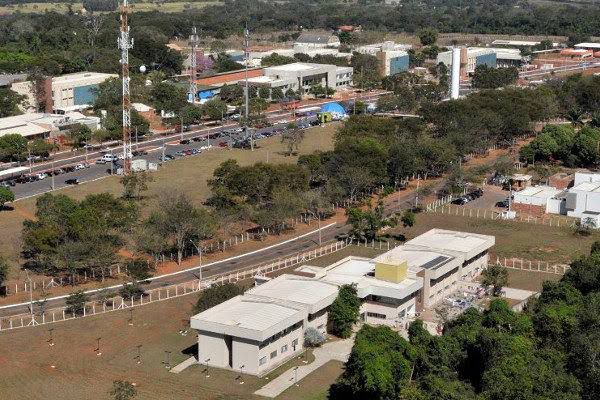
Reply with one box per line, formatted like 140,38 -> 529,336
293,32 -> 341,50
355,42 -> 411,76
437,47 -> 497,75
190,229 -> 494,376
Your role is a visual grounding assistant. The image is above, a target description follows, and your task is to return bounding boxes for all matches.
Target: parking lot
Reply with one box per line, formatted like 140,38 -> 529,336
1,117 -> 320,199
453,185 -> 509,210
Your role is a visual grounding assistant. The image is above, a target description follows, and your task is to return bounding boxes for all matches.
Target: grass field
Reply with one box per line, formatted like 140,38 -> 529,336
0,123 -> 338,280
0,242 -> 361,400
0,1 -> 221,14
0,292 -> 337,400
506,269 -> 561,292
400,212 -> 600,264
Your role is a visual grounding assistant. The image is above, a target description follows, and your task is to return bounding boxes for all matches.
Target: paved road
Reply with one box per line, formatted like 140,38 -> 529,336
2,93 -> 386,200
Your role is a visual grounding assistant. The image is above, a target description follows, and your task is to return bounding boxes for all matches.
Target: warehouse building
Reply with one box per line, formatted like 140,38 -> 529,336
11,72 -> 117,113
0,112 -> 101,140
293,32 -> 341,50
190,229 -> 494,376
247,62 -> 353,97
512,186 -> 563,217
355,42 -> 411,76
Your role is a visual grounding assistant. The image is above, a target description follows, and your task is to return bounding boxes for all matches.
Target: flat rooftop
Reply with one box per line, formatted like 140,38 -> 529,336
514,185 -> 561,200
375,248 -> 454,271
575,42 -> 600,49
247,275 -> 338,311
52,72 -> 117,85
405,229 -> 495,257
571,182 -> 600,193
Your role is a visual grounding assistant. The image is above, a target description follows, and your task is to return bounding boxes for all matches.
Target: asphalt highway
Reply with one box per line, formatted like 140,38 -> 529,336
3,93 -> 386,200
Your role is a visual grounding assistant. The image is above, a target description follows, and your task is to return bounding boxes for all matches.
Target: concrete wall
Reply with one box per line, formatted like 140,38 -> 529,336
512,202 -> 546,217
361,298 -> 416,327
198,330 -> 230,369
256,325 -> 303,375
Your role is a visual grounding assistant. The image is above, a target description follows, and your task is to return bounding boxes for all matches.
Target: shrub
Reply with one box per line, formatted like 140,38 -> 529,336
119,282 -> 146,300
304,327 -> 327,347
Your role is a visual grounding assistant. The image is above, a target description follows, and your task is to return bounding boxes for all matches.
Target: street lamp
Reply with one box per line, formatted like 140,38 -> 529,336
239,364 -> 245,384
95,337 -> 102,356
294,366 -> 299,386
135,345 -> 142,365
189,240 -> 203,280
47,328 -> 55,347
25,269 -> 34,324
128,308 -> 134,326
164,350 -> 171,369
204,358 -> 211,378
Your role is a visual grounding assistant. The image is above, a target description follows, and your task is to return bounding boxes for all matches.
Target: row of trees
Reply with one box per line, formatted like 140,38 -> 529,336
331,242 -> 600,399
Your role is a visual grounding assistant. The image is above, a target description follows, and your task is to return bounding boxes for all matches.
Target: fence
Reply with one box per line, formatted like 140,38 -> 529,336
0,240 -> 359,332
426,203 -> 576,228
493,255 -> 569,275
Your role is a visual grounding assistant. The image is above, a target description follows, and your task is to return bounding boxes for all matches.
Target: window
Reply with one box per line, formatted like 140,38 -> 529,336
367,312 -> 386,319
259,356 -> 267,366
281,345 -> 288,353
270,350 -> 277,359
292,339 -> 299,347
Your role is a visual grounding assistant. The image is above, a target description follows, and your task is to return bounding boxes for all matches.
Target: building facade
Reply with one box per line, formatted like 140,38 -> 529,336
190,229 -> 495,376
355,42 -> 411,76
11,72 -> 117,113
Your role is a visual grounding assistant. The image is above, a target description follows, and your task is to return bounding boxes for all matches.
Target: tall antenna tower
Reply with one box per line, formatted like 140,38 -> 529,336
189,27 -> 199,104
118,0 -> 133,174
243,25 -> 253,150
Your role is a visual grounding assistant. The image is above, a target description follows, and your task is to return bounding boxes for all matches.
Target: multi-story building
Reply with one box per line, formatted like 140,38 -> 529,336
190,229 -> 494,376
293,32 -> 341,50
437,47 -> 497,76
355,41 -> 411,76
11,72 -> 117,113
247,62 -> 353,97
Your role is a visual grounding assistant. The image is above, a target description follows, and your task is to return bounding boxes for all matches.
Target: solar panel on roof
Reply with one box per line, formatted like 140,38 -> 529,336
421,255 -> 451,270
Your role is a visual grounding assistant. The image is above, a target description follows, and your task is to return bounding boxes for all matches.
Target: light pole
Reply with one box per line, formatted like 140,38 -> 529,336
47,328 -> 55,347
164,350 -> 171,369
135,344 -> 142,365
51,159 -> 55,191
204,358 -> 211,378
189,240 -> 203,280
25,269 -> 34,324
294,366 -> 299,386
128,308 -> 134,326
239,364 -> 245,384
95,337 -> 102,356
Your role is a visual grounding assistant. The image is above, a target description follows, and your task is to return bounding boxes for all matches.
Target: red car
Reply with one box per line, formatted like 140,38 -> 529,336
218,141 -> 228,148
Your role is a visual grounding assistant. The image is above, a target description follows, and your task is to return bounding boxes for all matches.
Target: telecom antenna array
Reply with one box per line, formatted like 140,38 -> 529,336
243,25 -> 253,150
189,27 -> 200,104
118,0 -> 133,174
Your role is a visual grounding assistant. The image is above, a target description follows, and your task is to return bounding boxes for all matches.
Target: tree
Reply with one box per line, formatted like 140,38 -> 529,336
28,139 -> 55,158
180,104 -> 203,125
110,380 -> 137,400
401,210 -> 416,228
219,84 -> 243,102
481,264 -> 509,296
330,325 -> 413,400
68,124 -> 92,149
213,53 -> 241,73
0,87 -> 25,117
258,86 -> 270,100
120,171 -> 154,200
280,126 -> 305,156
472,65 -> 518,89
146,193 -> 216,265
328,284 -> 361,338
65,290 -> 89,316
418,28 -> 438,46
0,133 -> 28,162
150,82 -> 187,115
194,283 -> 243,313
200,98 -> 227,120
0,256 -> 9,294
82,0 -> 118,12
346,204 -> 390,241
0,187 -> 15,209
261,53 -> 295,67
126,258 -> 154,281
271,87 -> 284,101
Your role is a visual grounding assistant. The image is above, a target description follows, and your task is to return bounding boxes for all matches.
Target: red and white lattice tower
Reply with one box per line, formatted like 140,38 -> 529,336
189,27 -> 199,104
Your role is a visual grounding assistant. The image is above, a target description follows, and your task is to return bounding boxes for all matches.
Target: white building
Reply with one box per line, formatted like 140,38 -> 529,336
293,32 -> 340,50
190,229 -> 494,376
247,62 -> 353,96
513,186 -> 563,215
249,48 -> 351,67
563,172 -> 600,226
11,72 -> 117,113
355,42 -> 411,76
0,112 -> 101,140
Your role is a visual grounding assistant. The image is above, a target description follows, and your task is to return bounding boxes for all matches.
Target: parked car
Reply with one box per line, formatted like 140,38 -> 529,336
496,199 -> 509,208
75,163 -> 87,170
218,141 -> 228,148
192,137 -> 203,142
101,154 -> 118,162
96,158 -> 107,164
175,150 -> 186,156
179,139 -> 191,145
65,178 -> 80,185
191,148 -> 200,155
131,149 -> 148,156
160,154 -> 175,161
36,172 -> 47,180
451,197 -> 469,205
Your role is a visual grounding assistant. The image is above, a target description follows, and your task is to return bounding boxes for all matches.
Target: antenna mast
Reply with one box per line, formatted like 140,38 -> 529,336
118,0 -> 133,174
189,27 -> 199,104
244,25 -> 253,150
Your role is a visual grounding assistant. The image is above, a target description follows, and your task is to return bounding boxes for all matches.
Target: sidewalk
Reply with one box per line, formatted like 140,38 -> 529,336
254,337 -> 354,398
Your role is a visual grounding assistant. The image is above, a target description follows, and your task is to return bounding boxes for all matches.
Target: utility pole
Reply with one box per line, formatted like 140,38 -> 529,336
118,0 -> 133,175
25,269 -> 34,324
189,26 -> 199,105
244,25 -> 253,151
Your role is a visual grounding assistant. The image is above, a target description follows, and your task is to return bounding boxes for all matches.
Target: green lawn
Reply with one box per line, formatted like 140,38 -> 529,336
0,123 -> 338,280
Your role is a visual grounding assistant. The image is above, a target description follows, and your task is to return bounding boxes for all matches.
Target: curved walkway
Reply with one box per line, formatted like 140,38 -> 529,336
254,337 -> 354,398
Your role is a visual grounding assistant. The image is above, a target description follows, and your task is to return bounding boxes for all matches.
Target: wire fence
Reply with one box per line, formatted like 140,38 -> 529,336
426,203 -> 576,228
0,239 -> 364,332
493,255 -> 570,275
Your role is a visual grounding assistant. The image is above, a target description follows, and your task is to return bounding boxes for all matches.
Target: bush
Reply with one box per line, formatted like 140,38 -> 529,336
194,283 -> 244,313
66,290 -> 90,316
304,327 -> 326,347
126,258 -> 154,281
119,282 -> 145,300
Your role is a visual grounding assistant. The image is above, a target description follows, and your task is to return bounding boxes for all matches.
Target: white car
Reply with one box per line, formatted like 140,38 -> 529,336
75,163 -> 87,170
199,145 -> 212,151
276,119 -> 288,124
36,173 -> 47,180
101,154 -> 118,162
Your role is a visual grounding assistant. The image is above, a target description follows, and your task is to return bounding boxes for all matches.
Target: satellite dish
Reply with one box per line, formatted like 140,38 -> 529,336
139,65 -> 147,73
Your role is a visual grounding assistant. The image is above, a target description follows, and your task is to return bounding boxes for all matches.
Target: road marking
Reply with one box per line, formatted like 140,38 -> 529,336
0,222 -> 337,311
